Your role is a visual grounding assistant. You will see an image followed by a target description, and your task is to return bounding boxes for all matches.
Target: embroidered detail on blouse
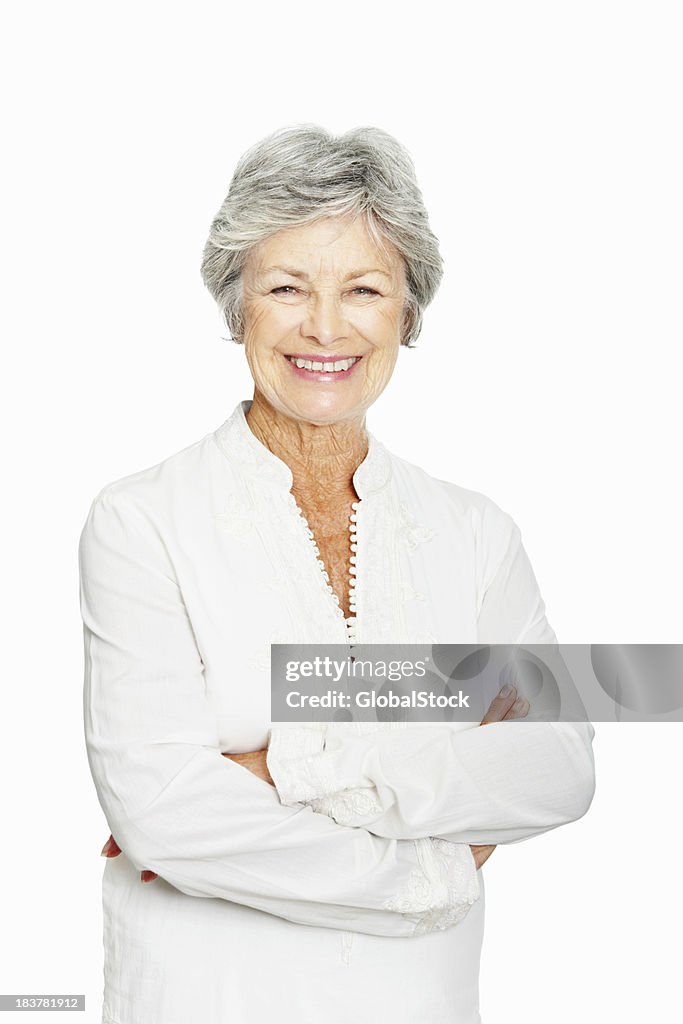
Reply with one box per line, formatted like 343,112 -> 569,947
382,837 -> 480,936
397,502 -> 436,551
267,720 -> 408,811
267,719 -> 409,808
267,723 -> 327,759
265,724 -> 332,804
214,494 -> 257,537
311,787 -> 384,824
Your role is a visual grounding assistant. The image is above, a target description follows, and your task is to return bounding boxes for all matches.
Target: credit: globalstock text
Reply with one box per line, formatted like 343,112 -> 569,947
285,689 -> 471,709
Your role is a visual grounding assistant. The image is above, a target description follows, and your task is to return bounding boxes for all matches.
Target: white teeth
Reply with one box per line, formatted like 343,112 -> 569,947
288,356 -> 359,373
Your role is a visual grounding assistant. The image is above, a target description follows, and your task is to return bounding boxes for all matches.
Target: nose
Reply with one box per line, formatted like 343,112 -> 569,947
300,293 -> 349,346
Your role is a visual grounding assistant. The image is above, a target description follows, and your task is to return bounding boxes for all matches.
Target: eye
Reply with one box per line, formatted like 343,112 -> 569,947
351,287 -> 379,296
271,286 -> 299,295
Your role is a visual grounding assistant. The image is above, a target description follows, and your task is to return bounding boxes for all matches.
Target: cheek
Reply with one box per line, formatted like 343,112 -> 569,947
243,323 -> 276,380
243,303 -> 289,356
351,305 -> 403,351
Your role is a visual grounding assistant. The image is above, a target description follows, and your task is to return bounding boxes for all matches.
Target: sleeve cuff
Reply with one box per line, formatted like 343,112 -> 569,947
267,725 -> 377,810
267,725 -> 332,804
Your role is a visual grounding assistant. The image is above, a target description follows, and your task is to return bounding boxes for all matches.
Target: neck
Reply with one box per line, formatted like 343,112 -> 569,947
245,390 -> 368,496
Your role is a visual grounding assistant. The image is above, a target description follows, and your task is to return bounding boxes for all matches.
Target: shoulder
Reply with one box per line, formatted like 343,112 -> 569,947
385,447 -> 517,540
79,428 -> 222,545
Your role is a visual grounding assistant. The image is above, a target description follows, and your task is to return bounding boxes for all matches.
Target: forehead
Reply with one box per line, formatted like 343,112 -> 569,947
247,216 -> 403,278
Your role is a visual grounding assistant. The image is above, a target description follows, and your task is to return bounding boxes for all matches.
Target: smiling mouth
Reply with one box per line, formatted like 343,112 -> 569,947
284,355 -> 362,373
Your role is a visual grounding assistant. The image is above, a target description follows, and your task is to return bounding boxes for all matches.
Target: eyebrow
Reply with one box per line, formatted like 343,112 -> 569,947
262,265 -> 391,282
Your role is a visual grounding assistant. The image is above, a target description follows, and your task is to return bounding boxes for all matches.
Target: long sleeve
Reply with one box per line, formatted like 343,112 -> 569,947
267,719 -> 595,845
79,488 -> 481,937
267,513 -> 596,846
476,514 -> 559,646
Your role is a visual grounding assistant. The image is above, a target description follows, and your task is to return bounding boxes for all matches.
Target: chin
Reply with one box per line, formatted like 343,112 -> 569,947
282,394 -> 363,426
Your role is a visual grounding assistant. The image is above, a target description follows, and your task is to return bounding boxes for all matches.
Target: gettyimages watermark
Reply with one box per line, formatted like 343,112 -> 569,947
270,644 -> 683,723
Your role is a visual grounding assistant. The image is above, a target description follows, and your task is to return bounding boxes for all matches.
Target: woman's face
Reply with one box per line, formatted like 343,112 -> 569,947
240,216 -> 407,426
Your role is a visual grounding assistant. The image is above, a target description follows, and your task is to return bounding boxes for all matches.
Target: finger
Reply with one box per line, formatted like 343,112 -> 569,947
140,871 -> 159,883
100,835 -> 121,857
503,696 -> 530,720
480,685 -> 517,725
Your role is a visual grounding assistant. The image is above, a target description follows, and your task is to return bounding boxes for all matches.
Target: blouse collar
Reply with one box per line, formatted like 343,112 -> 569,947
214,399 -> 392,498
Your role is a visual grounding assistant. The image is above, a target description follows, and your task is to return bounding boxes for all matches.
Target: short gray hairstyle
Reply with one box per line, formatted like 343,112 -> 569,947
200,124 -> 443,347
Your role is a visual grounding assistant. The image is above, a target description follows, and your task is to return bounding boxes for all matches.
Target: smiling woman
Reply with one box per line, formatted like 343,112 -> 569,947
79,124 -> 595,1024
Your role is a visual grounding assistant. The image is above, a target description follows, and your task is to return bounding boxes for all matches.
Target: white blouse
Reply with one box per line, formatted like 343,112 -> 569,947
79,399 -> 596,1024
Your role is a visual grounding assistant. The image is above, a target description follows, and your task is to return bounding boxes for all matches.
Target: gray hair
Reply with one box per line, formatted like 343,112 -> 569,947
200,125 -> 443,347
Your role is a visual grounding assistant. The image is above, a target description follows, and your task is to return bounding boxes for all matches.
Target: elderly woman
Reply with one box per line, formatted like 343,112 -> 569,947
79,125 -> 596,1024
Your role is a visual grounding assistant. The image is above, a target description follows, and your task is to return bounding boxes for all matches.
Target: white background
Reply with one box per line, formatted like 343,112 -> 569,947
1,1 -> 681,1021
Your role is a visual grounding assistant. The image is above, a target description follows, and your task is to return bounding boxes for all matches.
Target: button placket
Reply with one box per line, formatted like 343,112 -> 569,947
346,501 -> 360,648
289,494 -> 360,651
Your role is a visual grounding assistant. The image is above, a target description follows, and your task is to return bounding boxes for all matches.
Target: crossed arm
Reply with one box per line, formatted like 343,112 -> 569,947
101,683 -> 532,879
81,489 -> 595,937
